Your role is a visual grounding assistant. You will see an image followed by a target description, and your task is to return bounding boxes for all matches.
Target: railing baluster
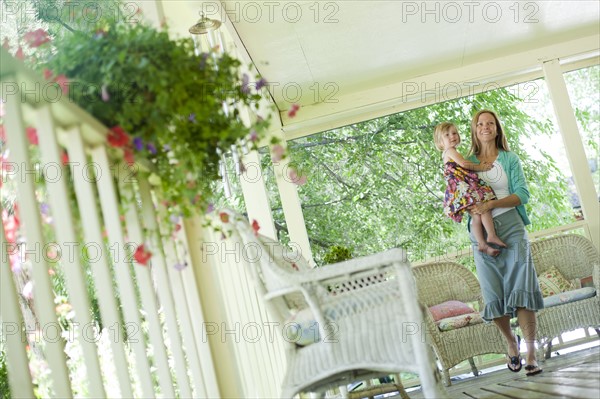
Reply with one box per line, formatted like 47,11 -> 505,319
90,146 -> 155,398
4,87 -> 73,398
35,106 -> 106,397
65,126 -> 134,397
136,179 -> 194,397
155,201 -> 207,397
0,226 -> 35,398
176,221 -> 221,398
119,178 -> 176,398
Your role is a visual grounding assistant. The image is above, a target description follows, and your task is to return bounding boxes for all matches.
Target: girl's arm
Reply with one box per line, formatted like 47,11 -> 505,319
444,148 -> 491,171
470,194 -> 521,215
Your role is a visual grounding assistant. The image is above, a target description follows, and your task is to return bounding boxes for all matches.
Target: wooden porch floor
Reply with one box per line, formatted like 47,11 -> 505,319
405,345 -> 600,399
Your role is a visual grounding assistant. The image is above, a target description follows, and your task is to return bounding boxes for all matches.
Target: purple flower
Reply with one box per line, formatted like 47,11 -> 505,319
174,262 -> 187,271
199,53 -> 209,69
147,143 -> 157,154
249,130 -> 258,142
188,113 -> 196,123
40,203 -> 50,215
133,137 -> 144,151
169,214 -> 180,224
206,203 -> 215,214
256,78 -> 267,90
241,73 -> 250,94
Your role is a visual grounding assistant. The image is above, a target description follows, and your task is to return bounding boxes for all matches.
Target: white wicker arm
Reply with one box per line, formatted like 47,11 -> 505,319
285,248 -> 407,285
264,248 -> 409,341
593,263 -> 600,292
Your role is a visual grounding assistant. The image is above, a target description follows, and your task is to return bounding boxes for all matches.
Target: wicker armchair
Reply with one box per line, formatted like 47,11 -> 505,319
530,234 -> 600,360
412,261 -> 507,386
220,210 -> 448,398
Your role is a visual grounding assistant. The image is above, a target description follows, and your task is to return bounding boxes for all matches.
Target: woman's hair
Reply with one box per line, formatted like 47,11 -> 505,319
433,122 -> 459,151
469,109 -> 510,155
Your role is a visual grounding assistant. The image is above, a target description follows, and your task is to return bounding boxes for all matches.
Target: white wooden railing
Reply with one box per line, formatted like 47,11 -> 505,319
1,50 -> 220,398
2,48 -> 598,398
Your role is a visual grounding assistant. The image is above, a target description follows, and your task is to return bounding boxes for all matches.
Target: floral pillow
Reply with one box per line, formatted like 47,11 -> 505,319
538,266 -> 575,297
429,300 -> 475,322
437,312 -> 484,331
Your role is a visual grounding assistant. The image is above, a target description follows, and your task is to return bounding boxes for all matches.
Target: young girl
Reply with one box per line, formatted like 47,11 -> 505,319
434,122 -> 506,256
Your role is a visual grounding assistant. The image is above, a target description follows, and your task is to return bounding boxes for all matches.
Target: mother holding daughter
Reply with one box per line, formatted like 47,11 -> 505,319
436,110 -> 545,377
466,109 -> 544,376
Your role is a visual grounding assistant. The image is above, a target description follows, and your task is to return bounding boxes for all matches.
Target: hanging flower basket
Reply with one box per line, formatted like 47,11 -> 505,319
26,14 -> 272,216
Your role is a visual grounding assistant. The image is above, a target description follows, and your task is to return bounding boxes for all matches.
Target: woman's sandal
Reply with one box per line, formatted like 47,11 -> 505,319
507,354 -> 522,372
507,335 -> 522,372
524,364 -> 543,376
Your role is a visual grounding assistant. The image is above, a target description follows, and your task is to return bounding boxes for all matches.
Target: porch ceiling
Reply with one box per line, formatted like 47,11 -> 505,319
154,0 -> 600,135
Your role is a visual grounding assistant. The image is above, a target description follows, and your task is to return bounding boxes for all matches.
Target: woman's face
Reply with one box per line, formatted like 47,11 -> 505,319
476,113 -> 498,145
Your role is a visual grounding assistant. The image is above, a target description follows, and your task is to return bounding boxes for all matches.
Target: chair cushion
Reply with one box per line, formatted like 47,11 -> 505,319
542,287 -> 596,308
285,308 -> 321,346
538,266 -> 575,297
437,312 -> 484,331
571,275 -> 595,289
429,300 -> 475,322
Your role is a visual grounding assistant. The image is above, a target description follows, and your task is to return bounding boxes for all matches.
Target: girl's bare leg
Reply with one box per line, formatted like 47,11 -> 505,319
472,213 -> 500,256
481,211 -> 507,247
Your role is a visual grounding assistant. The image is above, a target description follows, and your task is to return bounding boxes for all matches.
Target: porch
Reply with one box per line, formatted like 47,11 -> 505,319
406,345 -> 600,399
1,1 -> 599,398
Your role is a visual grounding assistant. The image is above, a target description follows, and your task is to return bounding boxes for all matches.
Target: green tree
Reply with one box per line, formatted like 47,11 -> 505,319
267,87 -> 575,265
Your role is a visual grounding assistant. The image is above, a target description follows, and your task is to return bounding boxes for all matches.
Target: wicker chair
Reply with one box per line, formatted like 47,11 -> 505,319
530,234 -> 600,360
220,210 -> 448,398
412,261 -> 507,386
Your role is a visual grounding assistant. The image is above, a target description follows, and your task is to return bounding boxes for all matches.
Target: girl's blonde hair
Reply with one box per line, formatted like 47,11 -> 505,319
433,122 -> 459,151
469,109 -> 510,156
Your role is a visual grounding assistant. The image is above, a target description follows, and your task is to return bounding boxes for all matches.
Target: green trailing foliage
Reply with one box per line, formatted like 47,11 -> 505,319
26,1 -> 272,216
322,245 -> 353,265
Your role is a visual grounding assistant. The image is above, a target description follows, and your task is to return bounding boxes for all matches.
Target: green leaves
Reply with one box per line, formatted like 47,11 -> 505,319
34,10 -> 272,215
279,87 -> 578,265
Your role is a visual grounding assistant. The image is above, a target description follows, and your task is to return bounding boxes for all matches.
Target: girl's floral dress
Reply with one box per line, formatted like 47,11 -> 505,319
443,159 -> 497,223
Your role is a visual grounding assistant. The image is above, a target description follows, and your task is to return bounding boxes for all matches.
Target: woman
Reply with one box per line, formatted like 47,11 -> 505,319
466,109 -> 544,376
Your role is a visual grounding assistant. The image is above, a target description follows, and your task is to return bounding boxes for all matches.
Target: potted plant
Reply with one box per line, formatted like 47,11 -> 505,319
18,1 -> 274,217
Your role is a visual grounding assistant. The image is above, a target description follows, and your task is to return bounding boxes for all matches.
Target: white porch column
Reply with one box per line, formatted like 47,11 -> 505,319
542,59 -> 600,249
272,138 -> 315,266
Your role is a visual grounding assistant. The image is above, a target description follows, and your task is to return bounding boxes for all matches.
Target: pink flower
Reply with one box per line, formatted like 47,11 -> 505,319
287,103 -> 300,118
219,212 -> 230,223
101,85 -> 110,101
23,29 -> 50,48
26,127 -> 38,145
123,148 -> 135,166
134,244 -> 152,265
251,219 -> 260,236
61,151 -> 69,165
15,46 -> 24,60
288,168 -> 307,186
271,144 -> 285,162
107,126 -> 130,147
0,125 -> 5,141
54,74 -> 69,94
43,68 -> 54,80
